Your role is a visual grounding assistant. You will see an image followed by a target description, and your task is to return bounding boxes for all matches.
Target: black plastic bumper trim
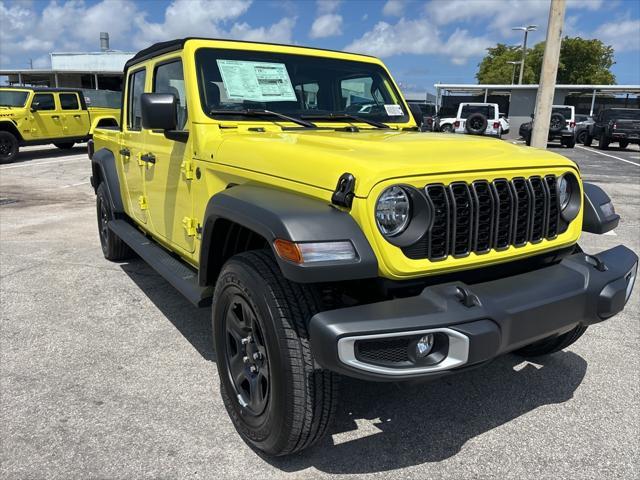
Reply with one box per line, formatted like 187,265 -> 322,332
309,245 -> 638,381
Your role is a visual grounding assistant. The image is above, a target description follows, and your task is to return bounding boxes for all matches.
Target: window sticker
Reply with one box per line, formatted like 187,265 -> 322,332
216,59 -> 297,102
384,104 -> 404,116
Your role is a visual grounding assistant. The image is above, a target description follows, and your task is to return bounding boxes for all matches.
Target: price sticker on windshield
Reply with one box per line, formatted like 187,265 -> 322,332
384,104 -> 404,116
216,59 -> 297,102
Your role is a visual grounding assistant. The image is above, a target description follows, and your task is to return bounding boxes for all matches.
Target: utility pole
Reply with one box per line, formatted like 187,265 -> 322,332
531,0 -> 566,148
512,25 -> 537,84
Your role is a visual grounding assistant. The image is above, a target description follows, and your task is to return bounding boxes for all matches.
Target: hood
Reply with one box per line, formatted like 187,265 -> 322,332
213,129 -> 577,197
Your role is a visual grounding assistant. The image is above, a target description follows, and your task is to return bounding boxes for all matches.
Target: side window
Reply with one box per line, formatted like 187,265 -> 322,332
127,69 -> 146,131
153,60 -> 187,130
59,93 -> 80,110
32,93 -> 55,111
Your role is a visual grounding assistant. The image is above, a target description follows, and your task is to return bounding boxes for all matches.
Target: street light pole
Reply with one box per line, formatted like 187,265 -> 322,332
512,25 -> 537,84
507,61 -> 521,84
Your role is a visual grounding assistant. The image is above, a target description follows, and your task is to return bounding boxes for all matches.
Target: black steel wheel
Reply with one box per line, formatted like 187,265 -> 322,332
0,131 -> 18,164
213,250 -> 338,456
223,294 -> 270,416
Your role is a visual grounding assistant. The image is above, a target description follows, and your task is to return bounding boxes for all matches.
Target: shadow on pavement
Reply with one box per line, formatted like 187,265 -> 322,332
11,145 -> 87,164
119,258 -> 587,474
120,260 -> 215,362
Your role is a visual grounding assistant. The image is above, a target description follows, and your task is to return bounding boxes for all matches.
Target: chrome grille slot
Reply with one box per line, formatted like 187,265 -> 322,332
402,174 -> 562,261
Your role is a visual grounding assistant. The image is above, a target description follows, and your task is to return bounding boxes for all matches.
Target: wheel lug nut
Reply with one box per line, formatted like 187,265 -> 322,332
252,352 -> 261,361
241,337 -> 251,345
243,356 -> 250,364
249,365 -> 258,373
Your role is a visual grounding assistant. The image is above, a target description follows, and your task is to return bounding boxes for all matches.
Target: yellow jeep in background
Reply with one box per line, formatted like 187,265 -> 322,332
89,38 -> 637,456
0,87 -> 120,163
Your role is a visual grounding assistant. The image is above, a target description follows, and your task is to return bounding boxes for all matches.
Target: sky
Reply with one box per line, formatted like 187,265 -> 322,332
1,0 -> 639,93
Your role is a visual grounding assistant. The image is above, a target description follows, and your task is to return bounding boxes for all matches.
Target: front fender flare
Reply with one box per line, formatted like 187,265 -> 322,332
199,184 -> 378,285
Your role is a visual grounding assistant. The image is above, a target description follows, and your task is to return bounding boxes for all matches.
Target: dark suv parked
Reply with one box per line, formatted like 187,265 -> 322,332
584,108 -> 640,149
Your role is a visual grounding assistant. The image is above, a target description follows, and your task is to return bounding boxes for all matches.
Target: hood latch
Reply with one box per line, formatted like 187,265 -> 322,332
331,173 -> 356,209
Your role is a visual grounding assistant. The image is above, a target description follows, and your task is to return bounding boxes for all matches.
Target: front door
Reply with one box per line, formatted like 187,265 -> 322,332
121,68 -> 148,224
143,59 -> 194,254
29,93 -> 62,139
58,92 -> 89,138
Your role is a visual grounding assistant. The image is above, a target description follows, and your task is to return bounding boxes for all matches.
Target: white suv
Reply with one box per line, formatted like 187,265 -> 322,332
453,103 -> 506,138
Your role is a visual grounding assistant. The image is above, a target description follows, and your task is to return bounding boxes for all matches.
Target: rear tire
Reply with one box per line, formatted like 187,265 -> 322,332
598,136 -> 610,150
577,130 -> 587,145
440,124 -> 453,133
583,135 -> 593,147
515,325 -> 588,357
562,136 -> 575,148
525,132 -> 532,146
53,142 -> 75,150
96,183 -> 133,261
213,250 -> 338,456
619,140 -> 629,149
0,131 -> 19,164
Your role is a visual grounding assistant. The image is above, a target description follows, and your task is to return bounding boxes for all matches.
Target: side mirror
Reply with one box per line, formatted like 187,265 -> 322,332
141,93 -> 178,131
407,103 -> 424,128
30,102 -> 40,112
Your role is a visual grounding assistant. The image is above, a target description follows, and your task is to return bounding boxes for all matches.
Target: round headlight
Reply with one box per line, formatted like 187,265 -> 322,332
376,186 -> 411,236
558,175 -> 572,210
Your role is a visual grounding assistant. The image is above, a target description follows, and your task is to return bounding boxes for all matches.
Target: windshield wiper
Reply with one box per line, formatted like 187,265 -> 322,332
300,113 -> 390,129
209,109 -> 317,129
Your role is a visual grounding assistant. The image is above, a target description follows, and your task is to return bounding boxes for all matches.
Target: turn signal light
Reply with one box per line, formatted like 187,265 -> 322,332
493,122 -> 500,129
273,239 -> 357,264
273,239 -> 303,264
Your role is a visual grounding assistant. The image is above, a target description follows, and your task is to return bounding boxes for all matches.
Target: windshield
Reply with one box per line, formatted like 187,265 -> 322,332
460,105 -> 496,119
195,48 -> 409,124
0,90 -> 29,107
603,109 -> 640,120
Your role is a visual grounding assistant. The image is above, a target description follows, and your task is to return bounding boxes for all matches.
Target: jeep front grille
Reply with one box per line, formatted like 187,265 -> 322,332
403,175 -> 561,260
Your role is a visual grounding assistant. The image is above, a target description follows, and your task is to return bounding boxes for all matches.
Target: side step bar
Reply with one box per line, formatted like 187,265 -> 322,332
109,220 -> 213,307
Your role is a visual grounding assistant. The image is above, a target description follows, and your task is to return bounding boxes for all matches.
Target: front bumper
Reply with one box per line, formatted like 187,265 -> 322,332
309,245 -> 637,381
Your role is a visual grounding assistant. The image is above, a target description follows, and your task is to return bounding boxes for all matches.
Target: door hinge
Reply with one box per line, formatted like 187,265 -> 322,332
137,195 -> 148,210
182,217 -> 198,237
180,160 -> 194,180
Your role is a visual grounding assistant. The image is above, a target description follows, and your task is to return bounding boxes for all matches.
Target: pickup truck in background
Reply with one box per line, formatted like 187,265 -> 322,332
0,87 -> 120,163
584,108 -> 640,150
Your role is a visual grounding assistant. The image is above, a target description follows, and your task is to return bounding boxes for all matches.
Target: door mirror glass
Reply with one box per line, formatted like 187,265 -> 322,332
141,93 -> 178,131
30,102 -> 40,112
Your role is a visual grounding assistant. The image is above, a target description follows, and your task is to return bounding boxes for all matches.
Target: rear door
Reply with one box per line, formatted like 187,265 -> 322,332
29,93 -> 63,138
58,92 -> 89,138
143,58 -> 194,254
121,67 -> 149,224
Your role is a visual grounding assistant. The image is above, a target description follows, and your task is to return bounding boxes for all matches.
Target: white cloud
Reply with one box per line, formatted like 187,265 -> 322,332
382,0 -> 404,17
309,0 -> 343,39
344,18 -> 491,64
595,19 -> 640,52
230,17 -> 296,44
310,13 -> 343,38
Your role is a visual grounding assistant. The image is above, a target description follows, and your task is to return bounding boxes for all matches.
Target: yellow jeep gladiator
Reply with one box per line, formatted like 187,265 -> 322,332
0,87 -> 120,163
89,38 -> 637,456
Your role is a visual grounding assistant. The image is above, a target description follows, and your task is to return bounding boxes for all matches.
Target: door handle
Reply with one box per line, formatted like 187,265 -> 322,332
73,115 -> 81,118
119,148 -> 130,157
52,115 -> 60,119
140,153 -> 156,164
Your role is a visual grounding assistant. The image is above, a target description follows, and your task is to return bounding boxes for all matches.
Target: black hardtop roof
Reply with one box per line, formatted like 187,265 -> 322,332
124,37 -> 375,71
1,86 -> 84,93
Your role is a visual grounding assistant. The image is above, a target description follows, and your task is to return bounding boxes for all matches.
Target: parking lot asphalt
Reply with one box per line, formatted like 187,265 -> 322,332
1,141 -> 638,480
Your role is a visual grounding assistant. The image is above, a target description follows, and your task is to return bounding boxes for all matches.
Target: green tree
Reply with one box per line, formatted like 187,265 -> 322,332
476,37 -> 616,84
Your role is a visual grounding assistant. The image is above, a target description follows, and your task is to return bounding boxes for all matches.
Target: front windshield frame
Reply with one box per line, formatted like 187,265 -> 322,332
194,47 -> 410,125
0,90 -> 29,107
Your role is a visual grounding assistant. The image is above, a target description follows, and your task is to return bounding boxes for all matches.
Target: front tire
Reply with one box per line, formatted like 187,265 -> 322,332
0,131 -> 19,164
515,324 -> 588,357
53,142 -> 75,150
213,250 -> 337,456
598,136 -> 610,150
619,140 -> 629,149
96,183 -> 133,261
583,134 -> 593,147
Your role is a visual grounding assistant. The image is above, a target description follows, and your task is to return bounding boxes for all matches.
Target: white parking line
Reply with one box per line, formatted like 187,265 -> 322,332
0,156 -> 87,170
576,145 -> 640,166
